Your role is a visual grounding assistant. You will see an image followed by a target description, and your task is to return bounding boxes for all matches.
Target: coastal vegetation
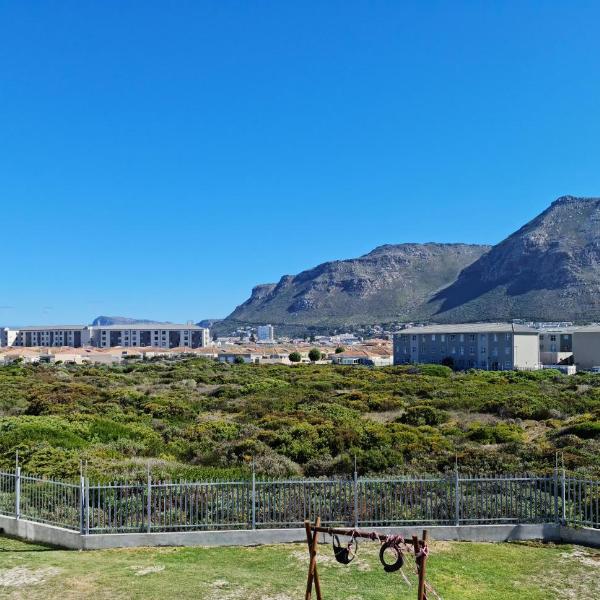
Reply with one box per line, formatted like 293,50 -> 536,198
0,358 -> 598,482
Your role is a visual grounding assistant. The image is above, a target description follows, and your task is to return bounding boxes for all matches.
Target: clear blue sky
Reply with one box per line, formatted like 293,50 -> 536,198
2,1 -> 600,325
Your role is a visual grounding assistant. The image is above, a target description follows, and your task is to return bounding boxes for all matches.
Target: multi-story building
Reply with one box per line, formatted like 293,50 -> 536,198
257,324 -> 275,342
1,325 -> 92,348
90,323 -> 209,349
571,326 -> 600,370
393,323 -> 540,370
538,328 -> 574,365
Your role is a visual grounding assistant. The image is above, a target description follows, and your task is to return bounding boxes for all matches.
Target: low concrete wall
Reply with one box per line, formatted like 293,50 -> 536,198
560,525 -> 600,548
1,515 -> 597,551
0,515 -> 82,549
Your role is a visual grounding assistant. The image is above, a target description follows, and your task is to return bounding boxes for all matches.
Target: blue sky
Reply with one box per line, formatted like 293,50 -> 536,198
1,1 -> 600,325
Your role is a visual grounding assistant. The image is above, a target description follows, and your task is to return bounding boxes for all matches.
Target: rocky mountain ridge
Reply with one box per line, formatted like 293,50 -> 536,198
220,196 -> 600,331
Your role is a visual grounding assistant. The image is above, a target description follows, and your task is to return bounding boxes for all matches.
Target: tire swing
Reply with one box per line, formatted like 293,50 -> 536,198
332,533 -> 358,564
304,519 -> 439,600
379,539 -> 404,572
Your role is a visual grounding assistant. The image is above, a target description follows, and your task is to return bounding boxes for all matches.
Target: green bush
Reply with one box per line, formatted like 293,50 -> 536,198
398,405 -> 449,427
417,364 -> 453,378
561,421 -> 600,440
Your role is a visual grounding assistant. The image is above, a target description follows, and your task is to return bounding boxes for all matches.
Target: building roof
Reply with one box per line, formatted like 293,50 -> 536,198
570,325 -> 600,334
94,323 -> 206,331
7,325 -> 88,331
397,323 -> 538,335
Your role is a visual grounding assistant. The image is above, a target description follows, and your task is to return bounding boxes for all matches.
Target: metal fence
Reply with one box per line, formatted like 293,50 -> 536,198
0,470 -> 598,534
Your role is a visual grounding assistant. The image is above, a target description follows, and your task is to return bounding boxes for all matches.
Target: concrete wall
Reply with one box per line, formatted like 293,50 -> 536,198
572,330 -> 600,370
2,514 -> 599,551
513,333 -> 540,369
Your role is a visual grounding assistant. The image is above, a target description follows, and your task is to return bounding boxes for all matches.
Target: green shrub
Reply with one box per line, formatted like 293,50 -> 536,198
561,421 -> 600,440
398,405 -> 449,426
417,364 -> 453,378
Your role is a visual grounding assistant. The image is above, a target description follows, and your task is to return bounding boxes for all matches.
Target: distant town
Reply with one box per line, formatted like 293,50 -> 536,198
2,319 -> 600,373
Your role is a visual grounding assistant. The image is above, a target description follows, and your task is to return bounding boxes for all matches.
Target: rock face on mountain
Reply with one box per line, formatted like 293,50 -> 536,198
223,243 -> 490,329
428,196 -> 600,322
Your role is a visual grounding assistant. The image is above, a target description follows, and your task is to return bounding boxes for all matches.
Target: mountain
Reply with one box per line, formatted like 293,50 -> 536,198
222,243 -> 490,331
428,195 -> 600,322
92,316 -> 167,326
221,196 -> 600,332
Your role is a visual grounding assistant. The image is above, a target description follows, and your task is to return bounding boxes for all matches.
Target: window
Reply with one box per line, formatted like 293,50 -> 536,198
441,334 -> 445,342
550,335 -> 557,342
431,334 -> 436,341
469,334 -> 476,341
481,347 -> 487,354
469,346 -> 475,354
450,335 -> 456,341
505,347 -> 510,355
540,335 -> 544,340
412,335 -> 417,341
460,334 -> 464,342
505,333 -> 512,341
412,346 -> 417,352
493,334 -> 498,342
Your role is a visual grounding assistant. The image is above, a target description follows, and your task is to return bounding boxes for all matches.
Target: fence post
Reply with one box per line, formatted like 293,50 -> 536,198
553,466 -> 559,525
15,466 -> 21,520
454,468 -> 460,527
561,465 -> 567,525
251,469 -> 256,530
353,468 -> 359,528
85,478 -> 90,535
146,468 -> 152,534
79,476 -> 85,534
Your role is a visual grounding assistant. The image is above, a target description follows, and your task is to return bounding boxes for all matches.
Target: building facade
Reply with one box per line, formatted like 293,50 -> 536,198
90,324 -> 210,349
538,329 -> 574,365
571,326 -> 600,370
257,325 -> 275,342
1,324 -> 210,349
1,326 -> 91,348
393,323 -> 540,370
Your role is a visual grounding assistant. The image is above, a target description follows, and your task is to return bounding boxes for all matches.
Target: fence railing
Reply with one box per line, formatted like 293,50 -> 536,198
0,470 -> 598,534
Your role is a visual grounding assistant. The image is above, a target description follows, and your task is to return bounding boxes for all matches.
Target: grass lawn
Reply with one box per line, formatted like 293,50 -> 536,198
0,535 -> 598,599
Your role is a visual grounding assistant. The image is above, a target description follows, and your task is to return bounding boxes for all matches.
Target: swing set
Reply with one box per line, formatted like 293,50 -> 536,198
304,517 -> 439,600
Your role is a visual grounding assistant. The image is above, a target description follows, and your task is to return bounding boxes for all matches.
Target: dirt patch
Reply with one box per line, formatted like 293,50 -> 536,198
0,566 -> 62,588
363,409 -> 404,423
129,565 -> 165,576
560,549 -> 600,568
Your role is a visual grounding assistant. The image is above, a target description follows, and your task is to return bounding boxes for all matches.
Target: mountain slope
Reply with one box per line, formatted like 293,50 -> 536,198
427,196 -> 600,322
223,243 -> 490,329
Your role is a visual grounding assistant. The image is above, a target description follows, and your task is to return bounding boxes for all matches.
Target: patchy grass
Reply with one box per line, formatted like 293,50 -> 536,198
0,536 -> 598,599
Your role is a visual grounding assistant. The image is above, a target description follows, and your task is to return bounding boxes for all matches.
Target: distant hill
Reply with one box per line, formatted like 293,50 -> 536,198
92,316 -> 168,326
219,196 -> 600,331
221,243 -> 490,331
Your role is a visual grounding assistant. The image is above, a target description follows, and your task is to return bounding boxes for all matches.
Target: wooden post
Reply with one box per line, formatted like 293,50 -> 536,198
412,531 -> 429,600
304,518 -> 323,600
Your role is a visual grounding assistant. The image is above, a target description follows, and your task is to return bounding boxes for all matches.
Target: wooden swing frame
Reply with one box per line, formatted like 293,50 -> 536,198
304,518 -> 430,600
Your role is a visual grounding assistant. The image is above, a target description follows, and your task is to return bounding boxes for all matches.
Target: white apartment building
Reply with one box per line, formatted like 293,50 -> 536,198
90,323 -> 210,349
1,325 -> 92,348
257,324 -> 275,342
393,323 -> 540,371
